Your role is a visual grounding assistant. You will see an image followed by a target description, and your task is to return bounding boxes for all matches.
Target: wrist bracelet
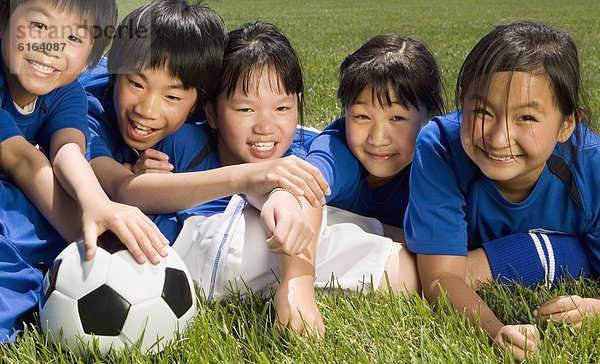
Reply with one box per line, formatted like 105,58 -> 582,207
268,187 -> 303,209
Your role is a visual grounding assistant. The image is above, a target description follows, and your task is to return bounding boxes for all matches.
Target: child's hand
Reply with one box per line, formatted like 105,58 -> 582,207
534,295 -> 600,329
241,156 -> 330,208
494,324 -> 538,362
274,275 -> 325,339
82,200 -> 169,265
260,190 -> 313,255
131,149 -> 174,175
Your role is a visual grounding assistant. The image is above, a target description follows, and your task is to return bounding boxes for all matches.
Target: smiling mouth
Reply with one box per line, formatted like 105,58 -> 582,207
251,141 -> 275,151
487,153 -> 516,162
27,60 -> 57,74
130,120 -> 155,135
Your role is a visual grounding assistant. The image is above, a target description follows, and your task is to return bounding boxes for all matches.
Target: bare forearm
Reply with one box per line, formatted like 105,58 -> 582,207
109,165 -> 247,213
423,272 -> 504,337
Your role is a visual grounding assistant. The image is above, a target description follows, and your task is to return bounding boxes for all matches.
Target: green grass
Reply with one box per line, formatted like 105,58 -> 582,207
3,0 -> 600,362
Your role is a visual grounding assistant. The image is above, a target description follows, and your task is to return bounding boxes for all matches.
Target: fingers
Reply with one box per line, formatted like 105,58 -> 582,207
133,149 -> 173,174
534,295 -> 583,321
275,157 -> 330,208
89,203 -> 170,265
82,224 -> 98,261
266,215 -> 313,255
496,325 -> 537,362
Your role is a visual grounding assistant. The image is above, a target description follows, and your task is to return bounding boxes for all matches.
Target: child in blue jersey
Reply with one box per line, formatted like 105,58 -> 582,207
0,0 -> 171,345
161,21 -> 422,339
404,22 -> 600,361
0,0 -> 169,265
81,1 -> 329,245
307,34 -> 444,233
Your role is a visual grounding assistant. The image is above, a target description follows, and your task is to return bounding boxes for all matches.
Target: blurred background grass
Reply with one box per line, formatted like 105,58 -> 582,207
120,0 -> 600,130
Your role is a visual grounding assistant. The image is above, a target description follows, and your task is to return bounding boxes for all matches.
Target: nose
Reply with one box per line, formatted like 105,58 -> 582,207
252,113 -> 276,135
133,92 -> 160,120
483,118 -> 512,150
367,120 -> 391,147
39,33 -> 60,57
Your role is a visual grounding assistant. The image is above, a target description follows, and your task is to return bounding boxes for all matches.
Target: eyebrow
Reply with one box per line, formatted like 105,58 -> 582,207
28,6 -> 92,31
469,93 -> 543,111
352,99 -> 403,106
136,73 -> 185,89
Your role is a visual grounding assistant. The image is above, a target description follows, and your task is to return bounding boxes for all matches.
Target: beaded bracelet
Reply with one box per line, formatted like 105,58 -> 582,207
268,187 -> 303,209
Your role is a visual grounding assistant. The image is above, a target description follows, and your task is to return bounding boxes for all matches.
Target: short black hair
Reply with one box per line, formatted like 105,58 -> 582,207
215,21 -> 304,124
107,0 -> 226,109
458,22 -> 592,155
3,0 -> 118,68
338,34 -> 444,117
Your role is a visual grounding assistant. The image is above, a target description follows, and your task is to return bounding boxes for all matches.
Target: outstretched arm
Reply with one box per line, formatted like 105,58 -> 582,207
49,128 -> 168,264
418,254 -> 538,362
261,192 -> 324,337
94,152 -> 330,214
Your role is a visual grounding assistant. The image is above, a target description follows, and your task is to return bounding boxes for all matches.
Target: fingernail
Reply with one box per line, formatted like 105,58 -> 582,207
86,249 -> 94,260
532,309 -> 538,316
137,255 -> 147,264
326,187 -> 331,195
160,247 -> 168,256
320,197 -> 326,205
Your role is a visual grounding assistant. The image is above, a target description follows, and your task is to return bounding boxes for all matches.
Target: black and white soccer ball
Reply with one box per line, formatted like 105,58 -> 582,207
39,231 -> 197,355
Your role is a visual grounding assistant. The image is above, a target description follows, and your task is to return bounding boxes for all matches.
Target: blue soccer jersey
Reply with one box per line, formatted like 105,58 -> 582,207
404,111 -> 600,273
0,49 -> 90,152
306,118 -> 410,227
80,60 -> 204,243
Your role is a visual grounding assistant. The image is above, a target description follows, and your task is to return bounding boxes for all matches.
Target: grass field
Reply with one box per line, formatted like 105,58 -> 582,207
2,0 -> 600,363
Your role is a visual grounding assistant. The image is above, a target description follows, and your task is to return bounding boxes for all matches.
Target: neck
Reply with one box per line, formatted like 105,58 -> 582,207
2,63 -> 37,107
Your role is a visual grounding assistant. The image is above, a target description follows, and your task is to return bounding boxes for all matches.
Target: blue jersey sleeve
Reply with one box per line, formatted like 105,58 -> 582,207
305,119 -> 362,204
0,109 -> 23,142
39,81 -> 90,151
404,116 -> 469,256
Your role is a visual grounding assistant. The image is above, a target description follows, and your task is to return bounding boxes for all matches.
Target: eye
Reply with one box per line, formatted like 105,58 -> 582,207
276,106 -> 290,112
30,21 -> 47,30
472,108 -> 490,116
67,35 -> 82,43
237,108 -> 252,113
166,95 -> 181,101
128,80 -> 143,89
355,114 -> 370,120
518,115 -> 537,122
391,115 -> 406,122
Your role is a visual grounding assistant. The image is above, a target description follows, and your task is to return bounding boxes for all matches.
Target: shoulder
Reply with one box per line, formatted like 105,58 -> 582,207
553,126 -> 600,212
285,125 -> 322,158
78,57 -> 110,98
155,123 -> 214,172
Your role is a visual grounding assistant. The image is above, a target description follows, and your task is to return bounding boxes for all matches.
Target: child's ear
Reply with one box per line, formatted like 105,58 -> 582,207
205,102 -> 218,129
557,107 -> 581,143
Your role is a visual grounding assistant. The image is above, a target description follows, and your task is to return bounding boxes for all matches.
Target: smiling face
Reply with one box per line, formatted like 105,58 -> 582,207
345,85 -> 430,189
460,71 -> 575,202
1,0 -> 94,106
113,66 -> 198,151
208,67 -> 299,166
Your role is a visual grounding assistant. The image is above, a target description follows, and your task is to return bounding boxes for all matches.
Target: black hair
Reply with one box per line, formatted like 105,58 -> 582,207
214,21 -> 304,125
338,34 -> 444,117
3,0 -> 117,68
457,22 -> 591,153
107,0 -> 226,109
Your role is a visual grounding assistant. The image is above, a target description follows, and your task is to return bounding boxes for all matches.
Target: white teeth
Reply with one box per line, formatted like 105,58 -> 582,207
251,142 -> 275,151
132,121 -> 153,135
29,60 -> 56,74
488,154 -> 514,161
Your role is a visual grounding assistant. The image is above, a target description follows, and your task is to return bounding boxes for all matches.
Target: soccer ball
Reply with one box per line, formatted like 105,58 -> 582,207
39,231 -> 197,355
